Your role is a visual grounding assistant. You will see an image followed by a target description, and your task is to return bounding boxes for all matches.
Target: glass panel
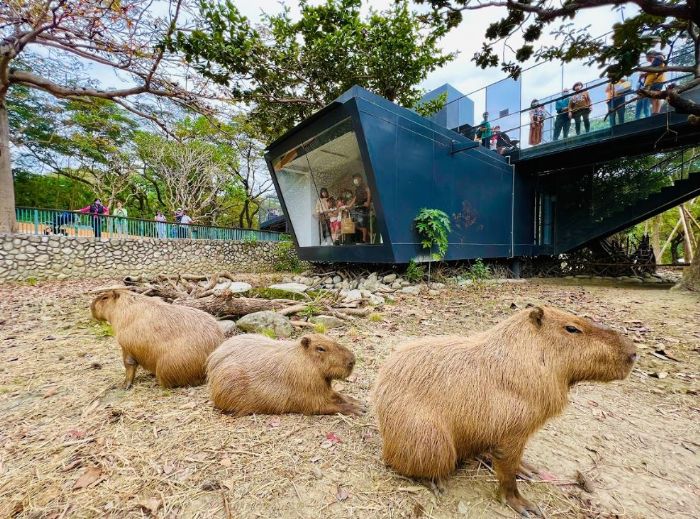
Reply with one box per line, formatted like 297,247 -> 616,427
486,77 -> 521,144
272,118 -> 382,247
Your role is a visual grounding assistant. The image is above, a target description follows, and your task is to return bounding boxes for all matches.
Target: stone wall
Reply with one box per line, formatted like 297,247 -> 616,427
0,234 -> 290,283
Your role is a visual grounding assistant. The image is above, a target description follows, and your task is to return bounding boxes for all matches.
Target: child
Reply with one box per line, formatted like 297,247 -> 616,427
329,197 -> 343,244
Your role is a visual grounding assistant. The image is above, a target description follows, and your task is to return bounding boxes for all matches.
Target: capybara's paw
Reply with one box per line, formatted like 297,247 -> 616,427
428,479 -> 446,495
338,401 -> 363,416
503,494 -> 543,518
517,460 -> 540,481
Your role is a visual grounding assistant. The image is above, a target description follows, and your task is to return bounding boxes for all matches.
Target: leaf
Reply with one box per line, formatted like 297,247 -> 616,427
66,429 -> 86,440
267,417 -> 281,428
220,457 -> 232,467
138,497 -> 161,515
325,432 -> 341,444
73,466 -> 102,490
335,485 -> 350,501
43,387 -> 58,398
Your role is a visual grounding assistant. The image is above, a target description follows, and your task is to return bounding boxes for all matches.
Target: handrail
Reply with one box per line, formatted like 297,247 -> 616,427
14,206 -> 288,242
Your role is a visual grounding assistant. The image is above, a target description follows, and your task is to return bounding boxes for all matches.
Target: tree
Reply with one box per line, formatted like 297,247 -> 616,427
173,0 -> 454,136
0,0 -> 212,233
417,0 -> 700,119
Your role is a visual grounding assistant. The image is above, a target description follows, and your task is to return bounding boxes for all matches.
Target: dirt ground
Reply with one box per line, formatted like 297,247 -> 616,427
0,276 -> 698,519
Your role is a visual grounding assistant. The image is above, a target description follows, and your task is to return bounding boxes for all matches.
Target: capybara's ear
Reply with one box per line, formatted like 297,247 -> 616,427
300,336 -> 311,348
529,307 -> 544,327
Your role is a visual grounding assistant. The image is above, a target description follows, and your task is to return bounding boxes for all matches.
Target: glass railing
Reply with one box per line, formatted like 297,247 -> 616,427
15,207 -> 288,242
445,45 -> 695,155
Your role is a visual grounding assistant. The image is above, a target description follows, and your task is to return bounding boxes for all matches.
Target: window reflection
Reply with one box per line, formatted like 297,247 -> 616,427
272,118 -> 382,247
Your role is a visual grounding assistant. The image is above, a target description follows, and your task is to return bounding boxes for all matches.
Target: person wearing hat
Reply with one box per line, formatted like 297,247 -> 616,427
568,81 -> 592,135
645,51 -> 666,114
553,88 -> 572,140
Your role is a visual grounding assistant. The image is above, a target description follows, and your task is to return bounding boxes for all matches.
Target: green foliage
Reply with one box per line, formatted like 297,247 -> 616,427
249,287 -> 308,301
94,322 -> 114,337
272,241 -> 305,273
467,259 -> 491,282
299,301 -> 322,319
261,328 -> 277,339
313,322 -> 327,334
174,0 -> 454,137
417,0 -> 697,116
413,92 -> 447,118
404,259 -> 425,283
414,208 -> 451,259
369,312 -> 383,322
242,234 -> 259,245
25,277 -> 37,286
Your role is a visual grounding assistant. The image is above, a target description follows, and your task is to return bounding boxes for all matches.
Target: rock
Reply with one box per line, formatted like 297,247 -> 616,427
324,277 -> 333,284
368,294 -> 385,306
383,273 -> 397,283
400,285 -> 422,295
399,280 -> 411,287
391,281 -> 402,289
217,320 -> 237,337
343,289 -> 362,303
236,311 -> 293,338
428,289 -> 439,296
268,282 -> 309,293
228,282 -> 253,293
360,289 -> 372,299
429,282 -> 445,289
310,315 -> 346,329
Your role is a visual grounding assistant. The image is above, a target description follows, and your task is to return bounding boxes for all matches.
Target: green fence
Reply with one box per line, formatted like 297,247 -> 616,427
15,207 -> 287,242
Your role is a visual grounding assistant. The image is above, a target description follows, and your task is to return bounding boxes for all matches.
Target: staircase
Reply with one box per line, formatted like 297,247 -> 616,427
557,149 -> 700,252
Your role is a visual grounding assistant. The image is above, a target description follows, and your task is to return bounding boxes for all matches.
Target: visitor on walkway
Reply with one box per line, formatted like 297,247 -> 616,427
553,89 -> 571,140
635,72 -> 651,119
350,173 -> 371,244
569,82 -> 591,135
79,198 -> 108,239
645,51 -> 666,114
528,100 -> 545,146
113,201 -> 128,238
180,210 -> 193,238
314,187 -> 333,246
174,208 -> 183,238
155,211 -> 167,239
476,112 -> 492,148
606,78 -> 630,127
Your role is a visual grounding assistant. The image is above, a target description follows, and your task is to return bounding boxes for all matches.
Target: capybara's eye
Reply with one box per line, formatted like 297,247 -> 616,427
316,346 -> 326,353
565,325 -> 582,334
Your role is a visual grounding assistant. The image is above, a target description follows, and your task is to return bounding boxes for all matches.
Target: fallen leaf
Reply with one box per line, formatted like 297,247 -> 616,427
335,485 -> 350,502
311,466 -> 323,479
162,462 -> 176,475
43,387 -> 58,398
220,457 -> 232,467
325,432 -> 341,444
267,417 -> 281,428
73,466 -> 102,490
222,478 -> 236,490
138,497 -> 161,515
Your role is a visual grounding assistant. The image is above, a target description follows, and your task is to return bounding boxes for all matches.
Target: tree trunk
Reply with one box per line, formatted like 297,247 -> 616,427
676,241 -> 700,291
679,204 -> 694,262
650,215 -> 662,261
0,100 -> 17,233
178,296 -> 289,317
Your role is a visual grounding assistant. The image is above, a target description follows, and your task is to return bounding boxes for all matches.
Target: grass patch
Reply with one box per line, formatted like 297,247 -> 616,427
25,277 -> 38,286
249,287 -> 308,301
369,313 -> 383,322
313,323 -> 327,333
272,241 -> 305,273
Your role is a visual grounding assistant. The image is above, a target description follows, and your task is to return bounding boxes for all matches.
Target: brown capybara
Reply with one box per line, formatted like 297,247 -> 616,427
91,289 -> 224,389
207,333 -> 360,416
373,306 -> 637,517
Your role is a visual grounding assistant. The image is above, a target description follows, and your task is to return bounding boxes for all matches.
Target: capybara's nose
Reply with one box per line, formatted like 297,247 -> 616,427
347,360 -> 355,370
628,352 -> 638,363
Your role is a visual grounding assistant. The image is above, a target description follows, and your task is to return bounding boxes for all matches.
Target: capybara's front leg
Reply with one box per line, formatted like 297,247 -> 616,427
318,399 -> 361,416
122,353 -> 137,390
332,392 -> 365,413
493,444 -> 543,518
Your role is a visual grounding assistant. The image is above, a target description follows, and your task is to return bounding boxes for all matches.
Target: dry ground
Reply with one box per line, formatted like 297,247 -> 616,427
0,276 -> 698,518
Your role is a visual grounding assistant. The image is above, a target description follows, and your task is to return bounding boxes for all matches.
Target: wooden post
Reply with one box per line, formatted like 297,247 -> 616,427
679,204 -> 694,262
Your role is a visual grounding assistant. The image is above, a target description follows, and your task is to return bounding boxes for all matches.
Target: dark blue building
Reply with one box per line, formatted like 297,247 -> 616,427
265,85 -> 700,264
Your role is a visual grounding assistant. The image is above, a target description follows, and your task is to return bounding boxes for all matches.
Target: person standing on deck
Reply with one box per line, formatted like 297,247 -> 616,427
569,82 -> 592,135
553,89 -> 571,140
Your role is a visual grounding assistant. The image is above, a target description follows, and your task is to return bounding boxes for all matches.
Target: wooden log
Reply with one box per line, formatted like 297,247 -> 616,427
177,296 -> 290,317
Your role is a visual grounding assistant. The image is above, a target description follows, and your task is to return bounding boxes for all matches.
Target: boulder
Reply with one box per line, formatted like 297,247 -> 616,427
383,273 -> 397,283
368,294 -> 385,306
268,282 -> 309,293
343,289 -> 363,303
236,311 -> 293,338
310,315 -> 346,329
213,281 -> 252,295
217,320 -> 238,337
400,285 -> 422,295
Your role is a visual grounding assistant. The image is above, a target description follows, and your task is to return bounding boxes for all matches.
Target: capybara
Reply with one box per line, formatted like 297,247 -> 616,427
207,333 -> 360,416
91,289 -> 224,389
373,306 -> 637,517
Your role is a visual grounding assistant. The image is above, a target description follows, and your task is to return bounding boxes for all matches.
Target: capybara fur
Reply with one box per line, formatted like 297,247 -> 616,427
207,333 -> 360,416
373,306 -> 637,517
91,290 -> 224,389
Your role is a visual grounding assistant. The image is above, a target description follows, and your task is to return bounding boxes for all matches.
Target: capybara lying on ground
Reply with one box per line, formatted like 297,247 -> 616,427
91,289 -> 224,389
373,306 -> 637,517
207,333 -> 360,416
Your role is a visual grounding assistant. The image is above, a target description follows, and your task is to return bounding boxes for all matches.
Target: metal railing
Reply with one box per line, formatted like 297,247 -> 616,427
15,207 -> 288,242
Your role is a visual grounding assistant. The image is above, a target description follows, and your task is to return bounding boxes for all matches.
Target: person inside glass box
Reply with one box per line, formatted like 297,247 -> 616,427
349,174 -> 371,244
